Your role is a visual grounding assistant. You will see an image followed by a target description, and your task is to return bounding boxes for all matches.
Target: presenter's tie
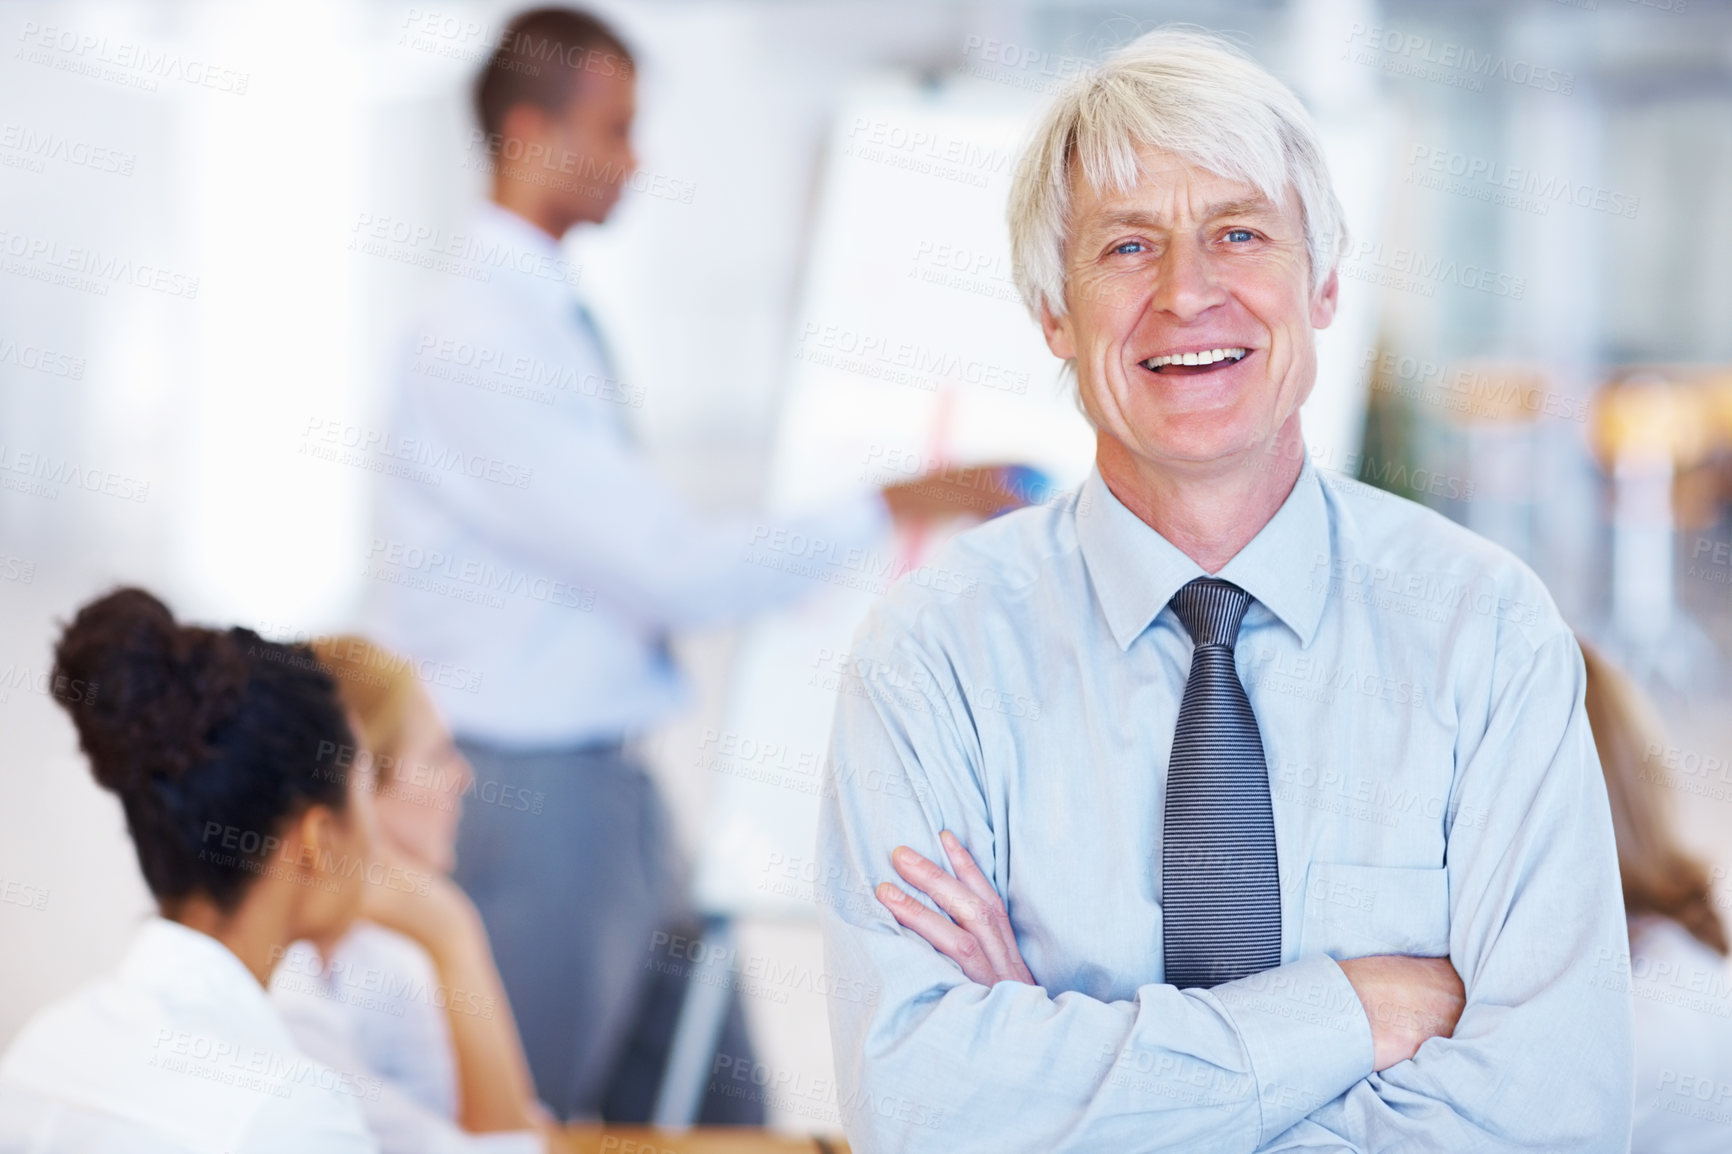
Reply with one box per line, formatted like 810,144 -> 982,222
1161,578 -> 1281,989
573,301 -> 638,446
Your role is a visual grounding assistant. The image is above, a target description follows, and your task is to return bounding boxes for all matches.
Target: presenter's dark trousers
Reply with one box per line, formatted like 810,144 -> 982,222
452,738 -> 764,1123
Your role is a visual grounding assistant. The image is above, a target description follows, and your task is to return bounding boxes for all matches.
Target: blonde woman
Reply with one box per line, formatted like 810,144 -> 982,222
1581,638 -> 1732,1154
268,636 -> 548,1154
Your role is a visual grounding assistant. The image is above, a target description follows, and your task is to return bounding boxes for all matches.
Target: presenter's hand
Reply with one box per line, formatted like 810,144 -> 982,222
880,464 -> 1044,525
876,830 -> 1035,986
1337,954 -> 1466,1071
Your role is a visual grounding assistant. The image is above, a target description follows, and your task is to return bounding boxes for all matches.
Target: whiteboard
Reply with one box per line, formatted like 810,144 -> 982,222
693,73 -> 1381,917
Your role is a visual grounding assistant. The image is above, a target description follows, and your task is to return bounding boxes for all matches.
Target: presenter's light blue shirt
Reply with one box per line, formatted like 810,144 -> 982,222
818,458 -> 1633,1152
368,203 -> 887,747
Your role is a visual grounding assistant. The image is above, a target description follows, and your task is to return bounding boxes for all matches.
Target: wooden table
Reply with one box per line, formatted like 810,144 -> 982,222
556,1125 -> 850,1154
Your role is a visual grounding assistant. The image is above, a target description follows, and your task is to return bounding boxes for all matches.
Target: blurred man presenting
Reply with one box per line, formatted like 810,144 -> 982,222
370,6 -> 1011,1124
819,28 -> 1633,1153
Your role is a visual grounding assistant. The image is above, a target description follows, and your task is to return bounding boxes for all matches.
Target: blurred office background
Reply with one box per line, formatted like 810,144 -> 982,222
3,0 -> 1730,1134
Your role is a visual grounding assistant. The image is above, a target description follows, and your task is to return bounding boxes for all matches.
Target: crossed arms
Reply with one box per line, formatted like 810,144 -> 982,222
817,631 -> 1634,1153
879,832 -> 1466,1075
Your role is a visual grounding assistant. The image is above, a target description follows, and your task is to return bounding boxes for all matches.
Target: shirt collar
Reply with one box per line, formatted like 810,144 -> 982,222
474,199 -> 564,258
1075,455 -> 1331,652
120,917 -> 283,1033
470,201 -> 583,310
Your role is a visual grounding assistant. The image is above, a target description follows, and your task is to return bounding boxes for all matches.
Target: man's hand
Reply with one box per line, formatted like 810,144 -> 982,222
1337,954 -> 1466,1070
880,465 -> 1044,525
876,831 -> 1035,986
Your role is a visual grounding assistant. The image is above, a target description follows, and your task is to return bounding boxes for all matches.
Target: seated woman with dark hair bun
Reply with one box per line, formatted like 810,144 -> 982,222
0,588 -> 381,1153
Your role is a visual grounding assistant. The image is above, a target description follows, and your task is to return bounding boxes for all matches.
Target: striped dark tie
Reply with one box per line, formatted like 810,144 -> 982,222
1161,578 -> 1281,989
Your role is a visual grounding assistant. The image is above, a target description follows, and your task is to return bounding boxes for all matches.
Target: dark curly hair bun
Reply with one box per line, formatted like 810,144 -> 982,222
53,588 -> 250,795
49,586 -> 354,910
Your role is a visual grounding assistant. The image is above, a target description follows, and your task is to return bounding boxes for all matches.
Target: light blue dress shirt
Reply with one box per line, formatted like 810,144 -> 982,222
818,458 -> 1633,1152
369,203 -> 887,747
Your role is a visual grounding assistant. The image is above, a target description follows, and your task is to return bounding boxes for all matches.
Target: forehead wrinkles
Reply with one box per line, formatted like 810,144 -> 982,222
1069,161 -> 1284,252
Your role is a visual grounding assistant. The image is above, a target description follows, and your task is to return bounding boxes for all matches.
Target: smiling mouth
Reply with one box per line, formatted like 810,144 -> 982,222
1141,347 -> 1250,376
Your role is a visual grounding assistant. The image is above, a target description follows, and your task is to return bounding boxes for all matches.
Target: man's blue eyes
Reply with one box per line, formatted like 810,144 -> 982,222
1112,231 -> 1256,255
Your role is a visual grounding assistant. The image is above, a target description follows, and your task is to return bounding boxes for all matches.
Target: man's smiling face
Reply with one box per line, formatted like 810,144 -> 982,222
1041,147 -> 1338,475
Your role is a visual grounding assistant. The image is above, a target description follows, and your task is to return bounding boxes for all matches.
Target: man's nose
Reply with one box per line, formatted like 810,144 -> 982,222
1150,241 -> 1227,321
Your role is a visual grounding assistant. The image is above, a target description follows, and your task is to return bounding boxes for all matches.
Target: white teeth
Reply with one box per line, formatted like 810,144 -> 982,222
1143,347 -> 1249,369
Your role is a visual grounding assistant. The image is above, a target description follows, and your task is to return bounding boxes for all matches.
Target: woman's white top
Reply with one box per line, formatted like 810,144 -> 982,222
270,921 -> 541,1154
0,917 -> 378,1154
1630,914 -> 1732,1154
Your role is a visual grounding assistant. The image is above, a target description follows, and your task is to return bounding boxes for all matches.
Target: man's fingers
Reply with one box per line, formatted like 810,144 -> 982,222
939,830 -> 999,909
889,845 -> 972,907
876,882 -> 993,985
891,845 -> 1021,980
938,831 -> 1028,976
891,847 -> 997,936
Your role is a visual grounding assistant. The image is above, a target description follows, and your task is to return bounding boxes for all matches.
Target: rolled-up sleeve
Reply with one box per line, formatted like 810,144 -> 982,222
1292,630 -> 1634,1152
818,608 -> 1375,1152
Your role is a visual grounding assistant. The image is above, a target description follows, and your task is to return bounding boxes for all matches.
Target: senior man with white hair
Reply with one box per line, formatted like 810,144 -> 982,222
817,27 -> 1633,1153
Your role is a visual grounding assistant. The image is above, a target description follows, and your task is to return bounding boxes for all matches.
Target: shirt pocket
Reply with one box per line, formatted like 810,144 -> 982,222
1297,862 -> 1451,960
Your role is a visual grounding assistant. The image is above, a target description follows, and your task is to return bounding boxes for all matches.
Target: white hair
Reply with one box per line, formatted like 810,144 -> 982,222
1007,27 -> 1349,321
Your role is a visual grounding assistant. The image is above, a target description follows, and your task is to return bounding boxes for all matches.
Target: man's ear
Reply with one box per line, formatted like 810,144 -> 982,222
497,102 -> 554,150
1310,267 -> 1340,331
1039,300 -> 1076,361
